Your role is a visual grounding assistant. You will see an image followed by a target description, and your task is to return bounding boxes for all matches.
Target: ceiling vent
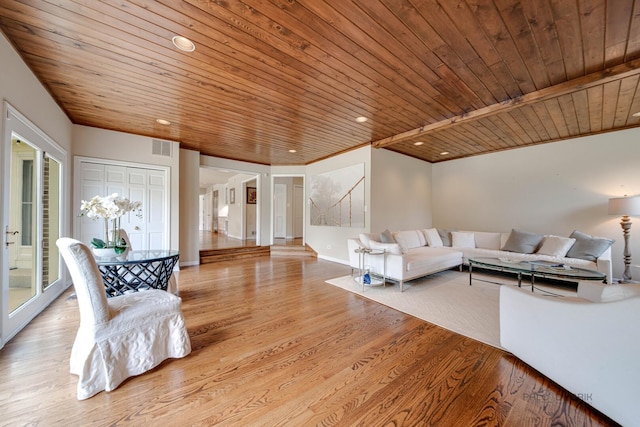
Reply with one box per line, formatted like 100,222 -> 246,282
152,139 -> 172,157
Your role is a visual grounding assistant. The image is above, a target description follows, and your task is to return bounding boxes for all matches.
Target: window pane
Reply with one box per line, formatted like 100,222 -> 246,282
21,159 -> 33,246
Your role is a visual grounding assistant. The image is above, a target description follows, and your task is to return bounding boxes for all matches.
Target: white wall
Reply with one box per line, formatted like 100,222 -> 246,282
72,125 -> 180,251
0,31 -> 72,236
179,149 -> 200,266
370,148 -> 433,232
305,146 -> 435,263
1,31 -> 73,346
432,128 -> 640,280
0,33 -> 72,150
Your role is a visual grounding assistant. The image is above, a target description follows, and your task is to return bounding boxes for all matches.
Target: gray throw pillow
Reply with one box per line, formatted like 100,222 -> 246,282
379,229 -> 395,243
501,229 -> 544,254
566,230 -> 614,261
437,229 -> 455,247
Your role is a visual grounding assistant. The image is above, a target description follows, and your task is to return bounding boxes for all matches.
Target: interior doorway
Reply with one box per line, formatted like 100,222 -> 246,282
272,175 -> 304,246
199,167 -> 260,250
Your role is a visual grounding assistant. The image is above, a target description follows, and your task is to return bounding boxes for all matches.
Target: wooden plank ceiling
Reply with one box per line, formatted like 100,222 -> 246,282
1,0 -> 640,165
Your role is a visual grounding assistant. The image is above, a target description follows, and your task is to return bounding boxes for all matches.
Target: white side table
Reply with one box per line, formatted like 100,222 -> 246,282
353,247 -> 387,292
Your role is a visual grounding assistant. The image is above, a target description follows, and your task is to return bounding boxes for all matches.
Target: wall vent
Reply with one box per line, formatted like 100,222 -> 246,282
152,139 -> 172,157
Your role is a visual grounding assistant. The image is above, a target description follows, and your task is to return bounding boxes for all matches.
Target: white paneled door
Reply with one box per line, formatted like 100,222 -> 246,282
274,183 -> 286,239
77,160 -> 169,251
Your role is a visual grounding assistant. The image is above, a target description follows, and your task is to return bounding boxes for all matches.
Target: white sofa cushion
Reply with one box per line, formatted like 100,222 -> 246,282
358,233 -> 379,249
369,240 -> 403,255
452,231 -> 475,248
422,228 -> 443,247
537,235 -> 576,257
404,246 -> 461,271
473,232 -> 502,250
394,230 -> 425,252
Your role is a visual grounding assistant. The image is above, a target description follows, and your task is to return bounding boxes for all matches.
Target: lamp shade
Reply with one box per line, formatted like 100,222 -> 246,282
608,196 -> 640,216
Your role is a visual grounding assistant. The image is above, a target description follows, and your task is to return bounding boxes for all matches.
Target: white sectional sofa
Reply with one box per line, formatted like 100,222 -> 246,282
347,228 -> 613,291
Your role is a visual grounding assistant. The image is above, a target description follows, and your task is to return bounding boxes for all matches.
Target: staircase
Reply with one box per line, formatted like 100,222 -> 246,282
200,246 -> 270,264
270,244 -> 317,258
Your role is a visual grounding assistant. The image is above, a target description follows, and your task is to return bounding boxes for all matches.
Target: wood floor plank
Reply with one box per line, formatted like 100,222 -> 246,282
0,257 -> 618,426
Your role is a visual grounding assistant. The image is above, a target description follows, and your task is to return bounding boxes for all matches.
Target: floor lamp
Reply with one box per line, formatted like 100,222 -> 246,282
608,195 -> 640,282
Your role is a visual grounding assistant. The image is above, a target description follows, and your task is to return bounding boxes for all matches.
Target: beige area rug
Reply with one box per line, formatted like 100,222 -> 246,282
326,270 -> 578,349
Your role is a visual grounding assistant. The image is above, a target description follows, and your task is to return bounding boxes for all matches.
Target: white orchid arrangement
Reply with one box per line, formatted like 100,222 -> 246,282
80,193 -> 142,251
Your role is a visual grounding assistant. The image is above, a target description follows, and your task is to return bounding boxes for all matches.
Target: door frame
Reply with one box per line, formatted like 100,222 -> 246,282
73,156 -> 171,250
1,102 -> 69,348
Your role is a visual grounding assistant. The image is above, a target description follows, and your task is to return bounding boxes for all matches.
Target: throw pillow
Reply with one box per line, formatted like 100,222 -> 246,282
422,228 -> 443,247
501,229 -> 544,254
394,230 -> 424,252
566,230 -> 615,261
536,235 -> 576,257
358,233 -> 374,249
369,240 -> 403,255
451,231 -> 475,248
437,229 -> 455,247
380,229 -> 395,243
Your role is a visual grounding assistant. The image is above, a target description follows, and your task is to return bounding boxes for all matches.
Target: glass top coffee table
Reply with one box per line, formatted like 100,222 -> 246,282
469,257 -> 606,293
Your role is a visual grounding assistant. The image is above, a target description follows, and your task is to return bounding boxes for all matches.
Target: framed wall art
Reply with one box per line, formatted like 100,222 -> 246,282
247,187 -> 257,204
309,163 -> 365,227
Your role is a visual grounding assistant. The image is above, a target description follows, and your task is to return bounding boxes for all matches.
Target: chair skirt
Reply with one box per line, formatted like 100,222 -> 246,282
70,289 -> 191,400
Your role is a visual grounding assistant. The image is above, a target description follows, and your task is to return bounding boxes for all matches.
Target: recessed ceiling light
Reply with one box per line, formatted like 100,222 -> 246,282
440,151 -> 450,155
172,35 -> 195,52
414,141 -> 424,146
156,119 -> 171,125
355,116 -> 368,123
288,149 -> 297,153
633,112 -> 640,117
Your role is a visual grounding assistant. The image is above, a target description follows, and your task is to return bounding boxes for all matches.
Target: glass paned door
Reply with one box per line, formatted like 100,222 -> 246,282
8,137 -> 37,313
2,103 -> 66,346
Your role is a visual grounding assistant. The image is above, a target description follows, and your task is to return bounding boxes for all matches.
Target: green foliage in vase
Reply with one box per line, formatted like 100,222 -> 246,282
91,238 -> 106,248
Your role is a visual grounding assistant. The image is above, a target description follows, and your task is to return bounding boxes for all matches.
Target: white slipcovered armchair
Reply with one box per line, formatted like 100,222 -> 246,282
500,284 -> 640,426
57,238 -> 191,400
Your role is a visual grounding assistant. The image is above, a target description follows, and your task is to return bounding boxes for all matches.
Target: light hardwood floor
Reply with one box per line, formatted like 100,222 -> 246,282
0,257 -> 616,426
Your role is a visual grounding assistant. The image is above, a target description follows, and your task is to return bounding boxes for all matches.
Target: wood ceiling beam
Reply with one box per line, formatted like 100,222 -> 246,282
372,58 -> 640,148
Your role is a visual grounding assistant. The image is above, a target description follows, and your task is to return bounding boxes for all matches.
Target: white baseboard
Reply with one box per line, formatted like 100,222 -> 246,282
318,254 -> 350,266
180,260 -> 199,267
